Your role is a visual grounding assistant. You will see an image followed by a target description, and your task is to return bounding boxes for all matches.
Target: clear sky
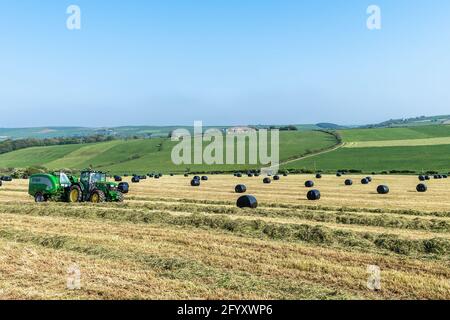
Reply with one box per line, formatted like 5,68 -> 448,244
1,0 -> 449,127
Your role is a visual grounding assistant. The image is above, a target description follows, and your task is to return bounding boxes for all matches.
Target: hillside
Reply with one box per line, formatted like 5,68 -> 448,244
362,115 -> 450,128
283,125 -> 450,173
0,124 -> 318,140
339,125 -> 450,142
0,131 -> 338,174
0,126 -> 188,140
2,124 -> 450,174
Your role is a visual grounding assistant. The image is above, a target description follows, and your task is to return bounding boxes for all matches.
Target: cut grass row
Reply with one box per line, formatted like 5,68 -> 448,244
4,174 -> 450,214
1,203 -> 448,259
0,211 -> 449,299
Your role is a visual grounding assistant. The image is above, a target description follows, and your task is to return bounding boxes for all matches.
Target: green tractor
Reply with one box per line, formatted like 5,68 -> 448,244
28,169 -> 124,203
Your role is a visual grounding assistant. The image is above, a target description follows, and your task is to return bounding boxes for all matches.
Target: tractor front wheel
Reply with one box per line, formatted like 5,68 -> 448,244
90,190 -> 106,203
35,192 -> 46,203
68,185 -> 82,203
116,191 -> 124,203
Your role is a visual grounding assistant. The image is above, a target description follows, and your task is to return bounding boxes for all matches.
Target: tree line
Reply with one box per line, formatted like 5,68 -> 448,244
0,135 -> 117,155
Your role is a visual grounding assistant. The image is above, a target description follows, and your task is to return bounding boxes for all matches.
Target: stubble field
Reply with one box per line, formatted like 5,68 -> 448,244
0,174 -> 449,300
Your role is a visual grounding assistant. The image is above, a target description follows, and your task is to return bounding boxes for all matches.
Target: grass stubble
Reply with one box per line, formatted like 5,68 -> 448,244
0,175 -> 449,300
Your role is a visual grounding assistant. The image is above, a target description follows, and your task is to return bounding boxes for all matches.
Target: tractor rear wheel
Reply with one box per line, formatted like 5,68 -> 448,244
90,190 -> 106,203
116,191 -> 124,202
35,192 -> 46,203
68,185 -> 82,203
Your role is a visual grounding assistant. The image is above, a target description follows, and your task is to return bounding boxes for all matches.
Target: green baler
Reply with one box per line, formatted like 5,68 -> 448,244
28,172 -> 72,202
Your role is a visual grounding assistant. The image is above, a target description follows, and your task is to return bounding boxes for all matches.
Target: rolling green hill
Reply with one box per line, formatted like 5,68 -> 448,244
283,125 -> 450,173
0,124 -> 322,140
2,124 -> 450,174
283,144 -> 450,172
361,115 -> 450,128
339,125 -> 450,142
0,131 -> 338,174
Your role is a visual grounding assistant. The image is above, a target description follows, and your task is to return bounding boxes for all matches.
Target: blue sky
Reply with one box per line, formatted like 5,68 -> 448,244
0,0 -> 449,127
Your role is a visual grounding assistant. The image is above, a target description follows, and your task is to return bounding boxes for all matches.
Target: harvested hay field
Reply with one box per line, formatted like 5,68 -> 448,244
0,175 -> 449,300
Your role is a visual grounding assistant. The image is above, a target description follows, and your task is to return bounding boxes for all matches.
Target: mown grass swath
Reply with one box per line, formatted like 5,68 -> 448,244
0,175 -> 449,299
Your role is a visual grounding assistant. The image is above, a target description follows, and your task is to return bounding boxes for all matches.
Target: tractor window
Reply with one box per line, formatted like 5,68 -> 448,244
91,173 -> 106,183
80,172 -> 90,183
81,172 -> 106,184
59,173 -> 71,186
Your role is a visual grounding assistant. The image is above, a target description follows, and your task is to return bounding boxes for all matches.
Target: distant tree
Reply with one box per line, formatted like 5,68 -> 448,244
0,135 -> 118,155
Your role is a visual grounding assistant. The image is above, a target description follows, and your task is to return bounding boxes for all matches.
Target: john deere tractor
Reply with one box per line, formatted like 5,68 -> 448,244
29,169 -> 124,203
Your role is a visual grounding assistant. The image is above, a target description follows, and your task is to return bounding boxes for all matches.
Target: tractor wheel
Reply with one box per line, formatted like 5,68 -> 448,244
35,192 -> 46,203
116,191 -> 124,203
90,190 -> 106,203
68,185 -> 82,203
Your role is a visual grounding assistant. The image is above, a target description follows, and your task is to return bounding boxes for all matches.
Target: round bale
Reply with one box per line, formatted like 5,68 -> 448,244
131,176 -> 140,183
263,177 -> 271,184
361,178 -> 369,185
118,182 -> 129,194
316,173 -> 322,179
377,185 -> 390,194
416,183 -> 427,193
191,179 -> 200,187
236,195 -> 258,209
345,179 -> 353,186
305,180 -> 314,188
201,176 -> 208,181
235,184 -> 247,193
307,190 -> 321,201
273,175 -> 280,181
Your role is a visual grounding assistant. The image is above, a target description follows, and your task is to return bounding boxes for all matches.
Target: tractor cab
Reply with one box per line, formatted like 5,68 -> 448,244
80,170 -> 107,192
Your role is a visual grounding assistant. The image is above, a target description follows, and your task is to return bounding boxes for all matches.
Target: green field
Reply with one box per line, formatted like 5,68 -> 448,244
0,131 -> 337,173
283,144 -> 450,172
271,125 -> 448,173
339,125 -> 450,142
2,124 -> 450,174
